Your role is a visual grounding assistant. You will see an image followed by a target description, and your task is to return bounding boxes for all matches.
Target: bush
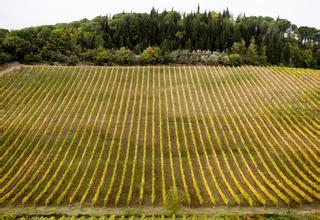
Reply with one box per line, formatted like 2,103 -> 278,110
40,50 -> 78,66
167,49 -> 221,65
257,46 -> 267,65
246,39 -> 259,65
0,214 -> 16,220
207,53 -> 220,65
0,52 -> 11,65
229,54 -> 243,66
161,52 -> 171,64
218,53 -> 230,65
23,53 -> 42,64
168,50 -> 179,63
165,187 -> 185,214
132,54 -> 142,64
113,47 -> 134,64
93,47 -> 111,65
176,50 -> 190,64
55,53 -> 69,63
40,49 -> 54,61
79,50 -> 95,62
231,39 -> 246,56
133,43 -> 143,54
189,50 -> 201,64
66,55 -> 79,66
141,46 -> 162,64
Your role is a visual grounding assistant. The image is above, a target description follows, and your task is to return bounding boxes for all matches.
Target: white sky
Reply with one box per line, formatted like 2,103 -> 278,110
1,0 -> 319,30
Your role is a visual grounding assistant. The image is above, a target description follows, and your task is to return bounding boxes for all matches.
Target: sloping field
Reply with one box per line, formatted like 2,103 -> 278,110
0,65 -> 319,209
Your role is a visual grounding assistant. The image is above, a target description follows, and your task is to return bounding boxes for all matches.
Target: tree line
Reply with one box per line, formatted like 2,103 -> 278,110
0,7 -> 319,68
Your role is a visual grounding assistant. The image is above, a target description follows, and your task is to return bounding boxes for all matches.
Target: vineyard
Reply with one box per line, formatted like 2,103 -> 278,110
0,65 -> 319,209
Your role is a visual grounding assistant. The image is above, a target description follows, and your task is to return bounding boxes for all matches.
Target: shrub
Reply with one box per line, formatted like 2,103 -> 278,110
66,55 -> 79,66
23,54 -> 42,64
177,50 -> 190,64
0,52 -> 11,64
113,47 -> 134,64
161,52 -> 171,64
189,50 -> 200,64
165,187 -> 185,214
93,47 -> 111,65
229,54 -> 243,66
79,50 -> 95,62
258,46 -> 267,65
133,54 -> 142,64
55,53 -> 69,63
167,50 -> 221,65
218,53 -> 230,65
40,49 -> 56,61
168,50 -> 179,63
141,47 -> 162,64
231,39 -> 247,56
246,39 -> 259,65
133,43 -> 143,54
207,53 -> 220,65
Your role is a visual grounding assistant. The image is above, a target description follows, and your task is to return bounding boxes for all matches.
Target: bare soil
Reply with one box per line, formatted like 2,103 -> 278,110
0,62 -> 23,77
0,205 -> 319,216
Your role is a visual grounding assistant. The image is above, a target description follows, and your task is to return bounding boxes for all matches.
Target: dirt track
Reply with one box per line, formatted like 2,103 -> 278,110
0,205 -> 318,216
0,63 -> 23,77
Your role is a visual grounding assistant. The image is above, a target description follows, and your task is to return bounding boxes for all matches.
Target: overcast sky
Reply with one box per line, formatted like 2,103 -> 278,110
1,0 -> 319,30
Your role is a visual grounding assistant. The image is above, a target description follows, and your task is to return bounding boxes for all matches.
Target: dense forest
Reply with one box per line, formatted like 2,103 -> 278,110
0,7 -> 320,68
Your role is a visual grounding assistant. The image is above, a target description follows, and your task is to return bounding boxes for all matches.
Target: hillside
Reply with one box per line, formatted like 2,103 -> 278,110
0,66 -> 319,213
